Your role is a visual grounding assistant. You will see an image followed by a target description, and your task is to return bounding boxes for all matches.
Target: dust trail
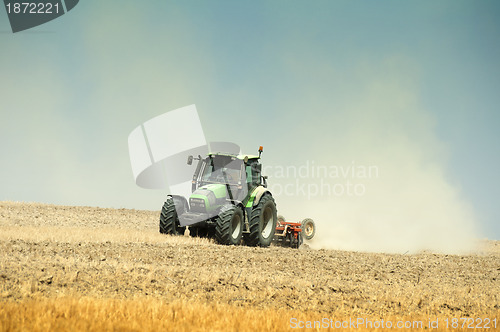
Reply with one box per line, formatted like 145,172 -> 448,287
267,57 -> 478,254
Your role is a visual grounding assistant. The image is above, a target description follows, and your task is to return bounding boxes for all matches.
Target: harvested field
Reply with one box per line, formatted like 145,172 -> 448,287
0,201 -> 499,331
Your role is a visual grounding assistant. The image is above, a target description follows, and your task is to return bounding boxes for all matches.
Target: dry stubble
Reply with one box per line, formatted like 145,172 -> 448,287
0,201 -> 499,331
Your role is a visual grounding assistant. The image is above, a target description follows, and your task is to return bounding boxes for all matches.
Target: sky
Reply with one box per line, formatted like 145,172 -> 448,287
1,1 -> 499,251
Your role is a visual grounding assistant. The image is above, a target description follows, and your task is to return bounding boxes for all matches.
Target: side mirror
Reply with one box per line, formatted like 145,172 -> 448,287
262,175 -> 268,188
187,155 -> 193,165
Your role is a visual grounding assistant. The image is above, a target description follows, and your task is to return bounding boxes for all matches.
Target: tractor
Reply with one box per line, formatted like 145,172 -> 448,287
159,146 -> 277,247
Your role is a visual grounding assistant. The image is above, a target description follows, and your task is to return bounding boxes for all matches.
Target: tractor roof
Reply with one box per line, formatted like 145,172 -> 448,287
237,154 -> 260,160
207,152 -> 260,161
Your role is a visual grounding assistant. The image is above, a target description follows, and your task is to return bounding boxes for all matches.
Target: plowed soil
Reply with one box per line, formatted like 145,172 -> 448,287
0,201 -> 499,331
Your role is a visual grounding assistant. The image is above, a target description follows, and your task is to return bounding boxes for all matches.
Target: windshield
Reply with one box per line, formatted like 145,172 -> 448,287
201,156 -> 242,184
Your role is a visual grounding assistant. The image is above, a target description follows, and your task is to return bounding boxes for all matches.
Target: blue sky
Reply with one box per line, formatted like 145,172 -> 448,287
1,1 -> 499,247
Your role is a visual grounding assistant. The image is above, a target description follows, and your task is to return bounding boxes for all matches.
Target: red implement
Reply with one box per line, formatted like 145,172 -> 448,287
273,216 -> 315,249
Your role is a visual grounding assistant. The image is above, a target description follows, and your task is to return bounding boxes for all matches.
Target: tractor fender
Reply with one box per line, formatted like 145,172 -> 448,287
246,186 -> 271,207
254,186 -> 271,206
168,195 -> 189,214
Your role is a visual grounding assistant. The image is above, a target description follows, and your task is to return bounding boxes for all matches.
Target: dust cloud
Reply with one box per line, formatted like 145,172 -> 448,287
266,58 -> 479,254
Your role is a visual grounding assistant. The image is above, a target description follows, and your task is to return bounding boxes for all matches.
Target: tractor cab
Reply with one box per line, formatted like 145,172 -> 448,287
188,146 -> 266,203
189,153 -> 244,202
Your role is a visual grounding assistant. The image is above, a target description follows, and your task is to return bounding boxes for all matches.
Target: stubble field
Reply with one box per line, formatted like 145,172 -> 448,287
0,201 -> 499,331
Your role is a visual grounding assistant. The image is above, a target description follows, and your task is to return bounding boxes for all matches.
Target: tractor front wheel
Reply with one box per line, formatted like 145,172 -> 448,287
215,205 -> 243,245
159,198 -> 186,235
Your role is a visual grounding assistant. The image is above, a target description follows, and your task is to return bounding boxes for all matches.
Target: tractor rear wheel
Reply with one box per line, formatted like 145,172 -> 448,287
215,205 -> 243,245
159,198 -> 186,235
301,218 -> 316,240
245,194 -> 277,247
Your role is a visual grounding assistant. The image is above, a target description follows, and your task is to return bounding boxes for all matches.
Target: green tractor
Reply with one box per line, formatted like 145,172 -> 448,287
159,146 -> 277,247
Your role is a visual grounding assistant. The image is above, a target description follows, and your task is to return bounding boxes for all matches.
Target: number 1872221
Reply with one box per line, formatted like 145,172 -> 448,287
6,2 -> 60,14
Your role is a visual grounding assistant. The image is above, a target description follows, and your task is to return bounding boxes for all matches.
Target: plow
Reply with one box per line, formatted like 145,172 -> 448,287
273,216 -> 316,249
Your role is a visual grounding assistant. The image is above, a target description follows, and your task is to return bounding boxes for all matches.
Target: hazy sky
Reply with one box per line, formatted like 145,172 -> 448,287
1,1 -> 499,248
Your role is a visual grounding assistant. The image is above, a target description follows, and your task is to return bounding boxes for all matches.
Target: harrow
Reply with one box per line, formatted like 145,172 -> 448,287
273,216 -> 316,249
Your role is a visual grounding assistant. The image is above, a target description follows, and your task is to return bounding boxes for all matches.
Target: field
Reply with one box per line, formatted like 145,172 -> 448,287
0,201 -> 499,331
